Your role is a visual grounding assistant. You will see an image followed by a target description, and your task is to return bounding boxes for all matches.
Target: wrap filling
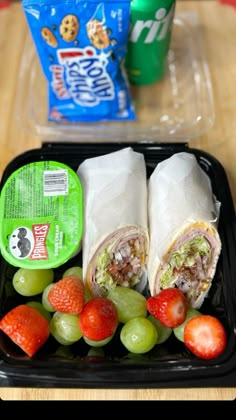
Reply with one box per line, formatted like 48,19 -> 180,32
94,238 -> 146,296
156,226 -> 221,307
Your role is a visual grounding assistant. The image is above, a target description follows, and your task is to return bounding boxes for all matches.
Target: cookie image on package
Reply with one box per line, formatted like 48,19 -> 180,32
86,4 -> 116,50
59,14 -> 79,42
87,19 -> 116,50
41,27 -> 58,47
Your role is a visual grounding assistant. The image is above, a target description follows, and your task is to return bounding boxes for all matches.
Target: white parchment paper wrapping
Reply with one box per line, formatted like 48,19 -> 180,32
77,147 -> 148,280
147,152 -> 221,295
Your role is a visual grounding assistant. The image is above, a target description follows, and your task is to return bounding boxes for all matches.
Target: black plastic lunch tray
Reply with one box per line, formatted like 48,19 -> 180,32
1,141 -> 236,389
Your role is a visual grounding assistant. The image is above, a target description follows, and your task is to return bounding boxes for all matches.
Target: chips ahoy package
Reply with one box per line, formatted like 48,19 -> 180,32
22,0 -> 136,122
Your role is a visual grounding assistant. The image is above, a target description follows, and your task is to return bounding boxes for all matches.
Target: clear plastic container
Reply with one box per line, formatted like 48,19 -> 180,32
15,12 -> 215,143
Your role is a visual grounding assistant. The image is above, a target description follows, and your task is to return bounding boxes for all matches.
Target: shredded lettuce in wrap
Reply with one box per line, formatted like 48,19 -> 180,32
95,240 -> 146,295
160,236 -> 211,299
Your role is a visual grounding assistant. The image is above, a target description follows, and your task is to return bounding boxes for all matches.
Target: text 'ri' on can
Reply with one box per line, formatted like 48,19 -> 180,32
125,0 -> 176,86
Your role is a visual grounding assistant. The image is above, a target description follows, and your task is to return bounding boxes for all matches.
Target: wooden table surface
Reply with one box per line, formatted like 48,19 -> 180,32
1,0 -> 236,400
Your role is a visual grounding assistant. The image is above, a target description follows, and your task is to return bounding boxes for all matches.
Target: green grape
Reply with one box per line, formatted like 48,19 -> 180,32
120,317 -> 157,354
107,286 -> 147,323
174,307 -> 201,342
12,268 -> 54,296
50,320 -> 74,346
42,284 -> 56,312
27,301 -> 51,322
50,311 -> 83,345
50,328 -> 73,345
84,335 -> 113,347
63,266 -> 83,279
148,315 -> 172,344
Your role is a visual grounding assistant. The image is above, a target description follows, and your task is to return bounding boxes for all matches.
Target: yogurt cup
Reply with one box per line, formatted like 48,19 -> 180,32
0,161 -> 83,269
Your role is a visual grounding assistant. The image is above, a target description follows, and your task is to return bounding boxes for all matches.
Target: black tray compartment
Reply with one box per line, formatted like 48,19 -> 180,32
0,142 -> 236,388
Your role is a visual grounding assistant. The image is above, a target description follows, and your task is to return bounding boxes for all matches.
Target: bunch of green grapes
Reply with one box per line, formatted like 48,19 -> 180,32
107,286 -> 173,354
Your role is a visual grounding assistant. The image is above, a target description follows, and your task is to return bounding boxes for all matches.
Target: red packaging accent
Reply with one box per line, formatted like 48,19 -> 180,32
218,0 -> 236,8
0,1 -> 11,9
30,224 -> 50,260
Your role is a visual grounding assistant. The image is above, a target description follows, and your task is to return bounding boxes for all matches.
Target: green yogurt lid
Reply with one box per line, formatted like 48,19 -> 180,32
0,161 -> 83,269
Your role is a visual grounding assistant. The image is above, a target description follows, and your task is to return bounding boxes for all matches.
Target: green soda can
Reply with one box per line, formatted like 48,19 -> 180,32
125,0 -> 176,86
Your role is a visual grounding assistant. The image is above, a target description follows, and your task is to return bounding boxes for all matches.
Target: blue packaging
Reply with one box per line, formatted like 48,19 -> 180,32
22,0 -> 136,122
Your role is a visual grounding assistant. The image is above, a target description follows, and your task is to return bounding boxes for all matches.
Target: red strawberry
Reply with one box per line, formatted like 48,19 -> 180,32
147,288 -> 187,328
184,315 -> 227,360
79,297 -> 118,341
48,275 -> 85,314
0,304 -> 50,357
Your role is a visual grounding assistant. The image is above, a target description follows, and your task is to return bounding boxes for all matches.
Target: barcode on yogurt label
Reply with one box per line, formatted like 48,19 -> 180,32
44,169 -> 68,196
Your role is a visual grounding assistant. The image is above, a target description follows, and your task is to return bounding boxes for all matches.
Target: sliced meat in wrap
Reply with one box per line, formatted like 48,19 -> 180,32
77,147 -> 149,297
147,152 -> 222,309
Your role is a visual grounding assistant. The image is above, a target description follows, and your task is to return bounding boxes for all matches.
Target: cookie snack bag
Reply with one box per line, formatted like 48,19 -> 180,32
22,0 -> 136,122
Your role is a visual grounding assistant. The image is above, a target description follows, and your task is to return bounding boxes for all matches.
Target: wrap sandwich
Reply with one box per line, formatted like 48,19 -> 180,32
77,148 -> 149,297
147,152 -> 222,309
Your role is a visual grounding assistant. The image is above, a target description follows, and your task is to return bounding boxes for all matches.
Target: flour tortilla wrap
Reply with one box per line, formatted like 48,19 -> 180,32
148,152 -> 222,309
77,148 -> 149,297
